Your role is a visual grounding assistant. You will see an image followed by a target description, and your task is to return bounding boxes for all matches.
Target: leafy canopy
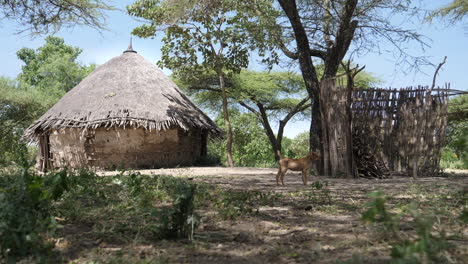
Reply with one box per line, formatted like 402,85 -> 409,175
127,0 -> 279,73
428,0 -> 468,23
0,0 -> 114,34
16,36 -> 95,97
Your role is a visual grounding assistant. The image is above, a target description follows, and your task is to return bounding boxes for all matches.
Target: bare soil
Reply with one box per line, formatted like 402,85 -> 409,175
58,168 -> 467,263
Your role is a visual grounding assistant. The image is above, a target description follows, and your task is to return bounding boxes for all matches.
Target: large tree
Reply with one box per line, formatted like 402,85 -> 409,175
177,70 -> 311,161
270,0 -> 428,175
0,0 -> 114,34
128,0 -> 277,167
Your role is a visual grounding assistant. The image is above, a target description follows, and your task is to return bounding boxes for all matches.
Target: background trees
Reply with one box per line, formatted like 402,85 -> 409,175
442,94 -> 468,169
177,70 -> 311,161
16,36 -> 95,98
0,37 -> 93,166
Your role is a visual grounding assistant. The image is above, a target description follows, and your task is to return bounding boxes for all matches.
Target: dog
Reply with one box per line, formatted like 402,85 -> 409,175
276,151 -> 320,186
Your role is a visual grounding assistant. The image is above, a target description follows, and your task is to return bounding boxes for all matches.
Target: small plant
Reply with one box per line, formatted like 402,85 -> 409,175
362,190 -> 454,263
361,191 -> 400,238
304,181 -> 332,205
210,189 -> 282,220
155,177 -> 199,240
253,191 -> 282,206
214,190 -> 257,220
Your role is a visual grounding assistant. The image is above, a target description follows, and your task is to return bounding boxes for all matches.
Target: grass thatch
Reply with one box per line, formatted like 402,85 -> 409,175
24,51 -> 222,140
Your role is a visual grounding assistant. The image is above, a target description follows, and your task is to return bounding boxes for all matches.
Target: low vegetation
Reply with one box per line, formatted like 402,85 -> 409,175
1,167 -> 466,263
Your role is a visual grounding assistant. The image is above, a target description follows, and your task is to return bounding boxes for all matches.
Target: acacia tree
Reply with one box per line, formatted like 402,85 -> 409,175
428,0 -> 468,23
177,70 -> 311,161
128,0 -> 277,167
0,0 -> 114,34
177,66 -> 377,161
267,0 -> 429,175
233,71 -> 310,161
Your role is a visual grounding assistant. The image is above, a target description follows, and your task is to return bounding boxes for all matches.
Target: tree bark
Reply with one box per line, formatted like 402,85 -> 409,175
278,0 -> 323,172
257,103 -> 281,160
323,0 -> 358,79
218,70 -> 234,167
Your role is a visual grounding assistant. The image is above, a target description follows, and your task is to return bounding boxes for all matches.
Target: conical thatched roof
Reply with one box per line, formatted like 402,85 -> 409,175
24,49 -> 222,140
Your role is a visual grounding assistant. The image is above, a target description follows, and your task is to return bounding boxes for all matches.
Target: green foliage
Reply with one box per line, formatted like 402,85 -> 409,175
147,174 -> 199,240
362,191 -> 455,263
307,181 -> 332,205
0,77 -> 49,165
289,180 -> 333,208
60,172 -> 200,241
214,191 -> 257,220
362,191 -> 399,237
442,94 -> 468,169
209,110 -> 276,167
427,0 -> 468,23
17,36 -> 95,96
0,168 -> 69,260
209,189 -> 281,220
128,0 -> 279,73
0,36 -> 94,166
1,0 -> 114,34
0,167 -> 204,262
286,132 -> 310,158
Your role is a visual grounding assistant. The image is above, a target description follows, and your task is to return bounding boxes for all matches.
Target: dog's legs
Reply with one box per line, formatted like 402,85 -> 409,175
280,169 -> 287,185
276,168 -> 282,185
302,169 -> 308,185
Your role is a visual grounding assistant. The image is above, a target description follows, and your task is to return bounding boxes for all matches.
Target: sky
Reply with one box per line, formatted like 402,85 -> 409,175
0,0 -> 467,138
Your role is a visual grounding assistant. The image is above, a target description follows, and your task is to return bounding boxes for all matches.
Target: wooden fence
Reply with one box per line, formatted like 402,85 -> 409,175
320,80 -> 452,178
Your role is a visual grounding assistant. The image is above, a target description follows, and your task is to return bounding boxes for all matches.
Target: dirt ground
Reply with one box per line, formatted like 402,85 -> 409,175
60,168 -> 468,263
100,166 -> 468,193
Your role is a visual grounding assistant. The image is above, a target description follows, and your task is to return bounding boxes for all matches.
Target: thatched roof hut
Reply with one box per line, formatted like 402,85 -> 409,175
25,45 -> 221,171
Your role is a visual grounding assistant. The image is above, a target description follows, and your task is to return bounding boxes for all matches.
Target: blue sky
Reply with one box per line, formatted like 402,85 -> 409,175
0,0 -> 466,138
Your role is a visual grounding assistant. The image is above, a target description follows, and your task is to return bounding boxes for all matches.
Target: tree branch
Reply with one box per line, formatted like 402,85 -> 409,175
431,56 -> 447,90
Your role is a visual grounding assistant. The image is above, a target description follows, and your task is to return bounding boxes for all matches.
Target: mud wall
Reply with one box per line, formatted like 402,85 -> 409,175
48,127 -> 203,169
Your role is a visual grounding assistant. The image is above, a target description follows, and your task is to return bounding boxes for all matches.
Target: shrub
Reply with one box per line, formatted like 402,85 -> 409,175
119,173 -> 200,240
0,168 -> 69,260
362,191 -> 454,263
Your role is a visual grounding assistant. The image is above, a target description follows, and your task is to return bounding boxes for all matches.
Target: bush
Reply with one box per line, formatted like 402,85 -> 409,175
0,168 -> 201,261
362,191 -> 454,263
111,173 -> 199,240
0,168 -> 69,261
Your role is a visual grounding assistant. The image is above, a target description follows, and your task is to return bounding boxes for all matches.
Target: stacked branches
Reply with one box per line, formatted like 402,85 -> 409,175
351,85 -> 452,178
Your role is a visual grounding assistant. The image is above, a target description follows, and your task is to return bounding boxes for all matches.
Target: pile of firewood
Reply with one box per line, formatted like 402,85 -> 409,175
352,131 -> 388,179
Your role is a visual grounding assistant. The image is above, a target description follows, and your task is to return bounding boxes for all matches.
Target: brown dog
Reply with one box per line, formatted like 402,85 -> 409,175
276,152 -> 320,186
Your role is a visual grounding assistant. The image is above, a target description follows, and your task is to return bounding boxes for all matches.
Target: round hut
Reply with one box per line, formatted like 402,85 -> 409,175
24,44 -> 222,171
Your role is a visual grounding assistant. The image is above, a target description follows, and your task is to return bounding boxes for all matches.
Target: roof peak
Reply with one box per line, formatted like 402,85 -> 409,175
124,37 -> 137,53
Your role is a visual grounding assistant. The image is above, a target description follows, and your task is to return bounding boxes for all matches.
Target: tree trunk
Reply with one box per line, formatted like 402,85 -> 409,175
218,70 -> 234,167
346,76 -> 357,178
278,0 -> 323,173
257,103 -> 281,160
